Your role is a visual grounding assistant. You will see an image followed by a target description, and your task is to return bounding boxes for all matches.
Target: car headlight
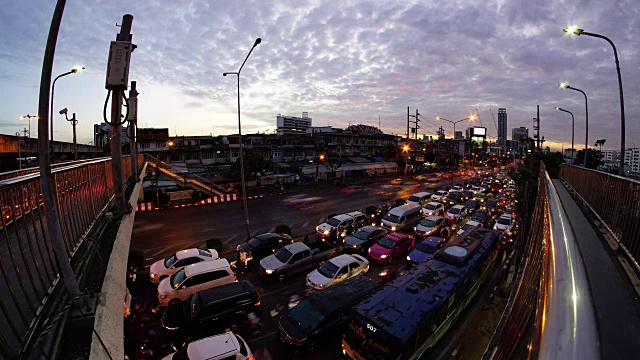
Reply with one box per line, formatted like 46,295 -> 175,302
391,226 -> 396,231
324,230 -> 329,235
265,269 -> 273,274
379,270 -> 388,276
150,273 -> 156,278
341,231 -> 347,237
407,256 -> 411,261
380,254 -> 388,259
368,248 -> 372,254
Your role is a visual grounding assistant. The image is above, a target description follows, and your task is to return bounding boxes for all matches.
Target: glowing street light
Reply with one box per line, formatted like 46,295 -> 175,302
436,116 -> 473,139
558,83 -> 588,167
563,26 -> 626,176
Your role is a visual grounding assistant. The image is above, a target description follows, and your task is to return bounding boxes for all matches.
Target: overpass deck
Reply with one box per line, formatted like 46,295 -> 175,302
553,179 -> 640,359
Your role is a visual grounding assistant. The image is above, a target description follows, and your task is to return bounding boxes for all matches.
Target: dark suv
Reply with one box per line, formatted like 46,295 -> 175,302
162,280 -> 261,342
278,276 -> 377,349
237,233 -> 293,261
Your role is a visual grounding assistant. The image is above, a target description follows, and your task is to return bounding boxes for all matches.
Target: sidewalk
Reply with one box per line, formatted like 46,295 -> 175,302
553,179 -> 640,359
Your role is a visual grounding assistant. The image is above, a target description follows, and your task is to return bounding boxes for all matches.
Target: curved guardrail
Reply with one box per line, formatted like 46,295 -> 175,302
484,163 -> 599,360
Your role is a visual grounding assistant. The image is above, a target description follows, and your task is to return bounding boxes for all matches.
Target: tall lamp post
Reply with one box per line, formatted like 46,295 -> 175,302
59,108 -> 78,160
559,83 -> 588,167
223,38 -> 261,241
20,114 -> 38,138
50,66 -> 84,141
436,115 -> 475,139
555,107 -> 575,161
564,26 -> 626,176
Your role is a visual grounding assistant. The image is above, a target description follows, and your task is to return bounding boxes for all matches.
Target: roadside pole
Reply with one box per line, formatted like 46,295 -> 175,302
37,0 -> 80,299
129,81 -> 139,180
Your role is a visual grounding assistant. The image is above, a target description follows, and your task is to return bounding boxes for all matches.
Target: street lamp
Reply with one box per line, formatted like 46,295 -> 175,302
315,153 -> 324,185
50,66 -> 84,142
223,38 -> 261,241
436,115 -> 474,139
555,107 -> 575,161
559,82 -> 589,167
564,26 -> 626,176
20,114 -> 39,138
59,108 -> 78,160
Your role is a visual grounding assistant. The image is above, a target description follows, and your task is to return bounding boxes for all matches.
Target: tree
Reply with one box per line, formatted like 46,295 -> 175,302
574,148 -> 601,170
226,148 -> 272,179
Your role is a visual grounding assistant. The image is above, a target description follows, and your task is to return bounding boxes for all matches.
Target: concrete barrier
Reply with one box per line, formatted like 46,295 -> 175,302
89,163 -> 147,360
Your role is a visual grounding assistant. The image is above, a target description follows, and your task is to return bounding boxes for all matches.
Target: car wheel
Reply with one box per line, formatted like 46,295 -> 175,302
278,273 -> 287,282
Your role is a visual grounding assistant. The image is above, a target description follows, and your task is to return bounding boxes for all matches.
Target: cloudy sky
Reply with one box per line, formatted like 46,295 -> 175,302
0,0 -> 638,151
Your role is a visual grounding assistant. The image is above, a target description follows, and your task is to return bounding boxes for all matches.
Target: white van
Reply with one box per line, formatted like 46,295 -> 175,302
406,192 -> 433,206
381,203 -> 423,232
157,259 -> 236,307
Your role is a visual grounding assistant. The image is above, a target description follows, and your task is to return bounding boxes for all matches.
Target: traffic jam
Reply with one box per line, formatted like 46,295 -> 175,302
125,170 -> 518,360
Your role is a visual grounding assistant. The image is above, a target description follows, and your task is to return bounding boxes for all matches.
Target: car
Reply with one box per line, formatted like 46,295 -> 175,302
342,226 -> 388,254
422,201 -> 445,216
478,184 -> 488,193
364,206 -> 383,224
368,232 -> 415,263
446,205 -> 468,223
157,259 -> 237,307
444,192 -> 463,205
464,199 -> 480,211
406,236 -> 446,266
494,214 -> 515,234
457,220 -> 483,236
469,185 -> 481,194
471,209 -> 491,227
316,214 -> 356,241
460,190 -> 474,201
474,192 -> 487,204
431,190 -> 448,202
236,233 -> 293,262
406,192 -> 433,206
449,185 -> 463,193
161,331 -> 253,360
306,254 -> 369,290
415,215 -> 446,239
486,198 -> 501,214
149,248 -> 219,284
161,280 -> 262,341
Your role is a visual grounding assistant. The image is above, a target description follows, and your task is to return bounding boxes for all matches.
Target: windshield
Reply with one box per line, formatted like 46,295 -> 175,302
170,268 -> 186,289
408,195 -> 420,202
164,254 -> 177,268
425,203 -> 437,210
351,229 -> 370,240
416,242 -> 436,254
275,247 -> 293,263
419,219 -> 436,227
248,237 -> 263,248
383,213 -> 400,223
449,207 -> 461,215
498,217 -> 511,225
377,237 -> 396,249
436,191 -> 447,196
462,223 -> 476,231
317,261 -> 340,278
290,300 -> 324,332
327,218 -> 341,227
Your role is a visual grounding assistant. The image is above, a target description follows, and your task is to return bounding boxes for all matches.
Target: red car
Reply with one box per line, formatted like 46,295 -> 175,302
367,232 -> 415,263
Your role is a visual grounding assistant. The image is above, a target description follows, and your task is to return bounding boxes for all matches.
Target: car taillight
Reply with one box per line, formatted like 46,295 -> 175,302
247,356 -> 255,360
254,299 -> 261,307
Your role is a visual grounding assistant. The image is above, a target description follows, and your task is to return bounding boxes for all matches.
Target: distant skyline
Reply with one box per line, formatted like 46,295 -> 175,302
0,0 -> 638,152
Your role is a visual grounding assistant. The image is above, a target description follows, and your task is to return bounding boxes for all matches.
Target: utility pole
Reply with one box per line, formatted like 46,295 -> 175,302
129,81 -> 139,179
37,0 -> 81,300
106,14 -> 135,216
16,132 -> 22,170
415,109 -> 420,139
70,113 -> 78,160
537,105 -> 540,153
406,106 -> 410,140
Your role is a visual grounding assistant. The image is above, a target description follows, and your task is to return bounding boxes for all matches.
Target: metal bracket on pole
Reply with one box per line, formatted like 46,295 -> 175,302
129,81 -> 139,181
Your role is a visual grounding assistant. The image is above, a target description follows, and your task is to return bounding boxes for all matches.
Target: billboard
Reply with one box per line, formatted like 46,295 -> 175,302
471,127 -> 486,137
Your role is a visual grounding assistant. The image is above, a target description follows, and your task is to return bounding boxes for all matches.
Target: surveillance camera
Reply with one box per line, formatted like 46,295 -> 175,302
59,108 -> 68,115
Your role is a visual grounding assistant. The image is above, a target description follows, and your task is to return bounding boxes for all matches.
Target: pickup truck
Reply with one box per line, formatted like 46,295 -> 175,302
259,241 -> 336,282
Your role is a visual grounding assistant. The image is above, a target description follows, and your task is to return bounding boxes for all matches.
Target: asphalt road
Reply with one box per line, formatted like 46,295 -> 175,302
125,175 -> 511,360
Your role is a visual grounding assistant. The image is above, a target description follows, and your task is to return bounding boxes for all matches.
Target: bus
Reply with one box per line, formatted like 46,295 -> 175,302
342,228 -> 499,360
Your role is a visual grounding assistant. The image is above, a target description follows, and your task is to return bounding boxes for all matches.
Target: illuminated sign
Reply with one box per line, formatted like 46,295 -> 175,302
471,127 -> 486,137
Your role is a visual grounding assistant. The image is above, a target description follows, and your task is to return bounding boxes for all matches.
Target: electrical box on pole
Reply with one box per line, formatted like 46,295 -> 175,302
105,41 -> 134,89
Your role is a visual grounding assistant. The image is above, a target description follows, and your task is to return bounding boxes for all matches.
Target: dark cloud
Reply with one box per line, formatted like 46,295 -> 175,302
0,0 -> 638,149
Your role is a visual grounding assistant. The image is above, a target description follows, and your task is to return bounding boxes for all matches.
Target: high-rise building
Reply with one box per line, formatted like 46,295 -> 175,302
498,108 -> 507,146
276,112 -> 312,136
511,127 -> 528,154
455,131 -> 463,140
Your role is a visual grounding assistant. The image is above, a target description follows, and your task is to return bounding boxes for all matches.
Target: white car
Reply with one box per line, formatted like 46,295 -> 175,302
494,214 -> 515,233
422,202 -> 444,216
457,220 -> 482,236
157,259 -> 236,307
469,185 -> 481,194
306,254 -> 369,290
446,205 -> 468,223
449,185 -> 463,193
149,248 -> 219,284
415,216 -> 446,238
162,331 -> 253,360
431,190 -> 448,202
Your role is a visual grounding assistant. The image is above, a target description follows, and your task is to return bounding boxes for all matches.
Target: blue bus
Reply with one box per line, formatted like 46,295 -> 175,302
342,228 -> 499,360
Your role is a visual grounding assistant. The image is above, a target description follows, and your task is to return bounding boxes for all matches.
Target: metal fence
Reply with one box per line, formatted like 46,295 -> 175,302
561,164 -> 640,274
0,155 -> 141,359
484,163 -> 599,360
0,157 -> 111,182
